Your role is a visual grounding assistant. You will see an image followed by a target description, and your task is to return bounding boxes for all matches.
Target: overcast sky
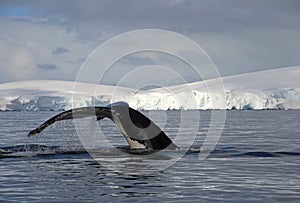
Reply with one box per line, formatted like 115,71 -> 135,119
0,0 -> 300,87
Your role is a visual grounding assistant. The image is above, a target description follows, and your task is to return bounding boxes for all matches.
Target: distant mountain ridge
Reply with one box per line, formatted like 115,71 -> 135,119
1,66 -> 300,110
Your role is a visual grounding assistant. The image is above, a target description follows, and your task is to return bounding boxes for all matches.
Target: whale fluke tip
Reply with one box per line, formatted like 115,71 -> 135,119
28,129 -> 38,137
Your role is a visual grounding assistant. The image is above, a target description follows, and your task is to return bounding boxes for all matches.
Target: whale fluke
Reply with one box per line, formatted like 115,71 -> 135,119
28,102 -> 177,150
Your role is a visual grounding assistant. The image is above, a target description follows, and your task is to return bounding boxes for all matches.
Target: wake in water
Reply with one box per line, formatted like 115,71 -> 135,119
0,144 -> 87,158
1,144 -> 300,159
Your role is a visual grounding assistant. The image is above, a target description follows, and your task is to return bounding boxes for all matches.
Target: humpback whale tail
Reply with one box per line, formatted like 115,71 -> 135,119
28,102 -> 177,150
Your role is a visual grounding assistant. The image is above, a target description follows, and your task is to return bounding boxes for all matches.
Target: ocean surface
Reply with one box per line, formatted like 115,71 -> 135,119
0,110 -> 299,202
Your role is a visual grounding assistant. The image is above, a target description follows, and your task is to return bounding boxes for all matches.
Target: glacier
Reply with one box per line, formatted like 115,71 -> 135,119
0,66 -> 300,111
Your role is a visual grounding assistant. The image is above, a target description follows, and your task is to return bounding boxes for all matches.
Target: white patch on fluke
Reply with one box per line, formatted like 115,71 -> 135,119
112,113 -> 146,150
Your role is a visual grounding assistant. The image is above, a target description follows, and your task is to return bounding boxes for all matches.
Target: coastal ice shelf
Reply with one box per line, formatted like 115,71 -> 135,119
1,66 -> 300,111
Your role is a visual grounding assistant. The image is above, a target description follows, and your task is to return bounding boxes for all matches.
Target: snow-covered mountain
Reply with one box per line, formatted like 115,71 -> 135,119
1,66 -> 300,111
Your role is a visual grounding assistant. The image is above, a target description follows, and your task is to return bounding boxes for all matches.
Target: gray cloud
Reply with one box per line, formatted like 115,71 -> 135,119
3,0 -> 300,31
1,0 -> 300,84
52,46 -> 70,55
37,64 -> 59,70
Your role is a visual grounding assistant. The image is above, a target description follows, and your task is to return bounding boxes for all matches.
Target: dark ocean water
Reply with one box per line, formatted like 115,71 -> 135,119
0,110 -> 299,202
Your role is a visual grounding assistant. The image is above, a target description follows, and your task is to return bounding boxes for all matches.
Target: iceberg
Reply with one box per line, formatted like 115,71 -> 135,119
0,66 -> 300,111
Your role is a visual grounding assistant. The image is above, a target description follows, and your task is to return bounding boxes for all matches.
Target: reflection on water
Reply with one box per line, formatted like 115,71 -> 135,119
0,110 -> 300,202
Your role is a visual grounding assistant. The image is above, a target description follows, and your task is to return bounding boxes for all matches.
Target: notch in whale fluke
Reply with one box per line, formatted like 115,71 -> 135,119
28,102 -> 177,151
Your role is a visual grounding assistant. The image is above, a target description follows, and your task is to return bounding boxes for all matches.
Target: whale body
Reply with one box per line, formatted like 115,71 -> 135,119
28,102 -> 177,150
